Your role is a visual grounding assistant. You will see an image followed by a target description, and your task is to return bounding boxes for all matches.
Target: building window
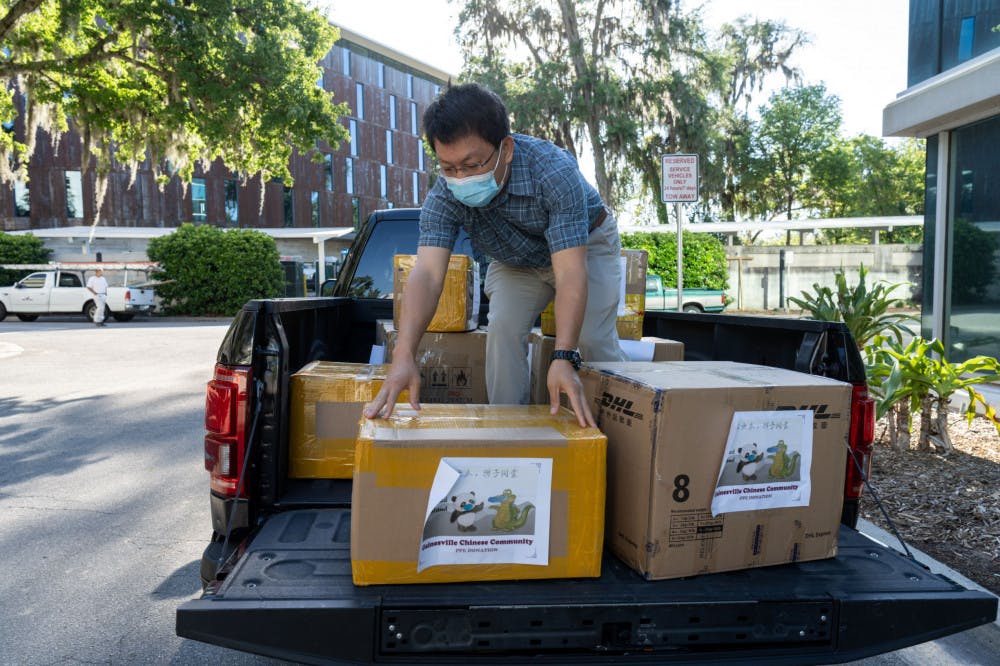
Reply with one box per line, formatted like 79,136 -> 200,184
355,82 -> 364,119
311,191 -> 320,227
386,130 -> 394,164
407,74 -> 413,98
389,94 -> 397,129
324,153 -> 334,191
433,84 -> 440,97
412,171 -> 419,204
380,164 -> 388,198
224,179 -> 238,225
191,178 -> 206,222
283,186 -> 293,227
958,16 -> 975,62
378,62 -> 385,87
410,101 -> 418,134
349,119 -> 358,157
352,196 -> 360,229
65,170 -> 83,218
345,157 -> 354,194
418,141 -> 426,171
13,179 -> 29,217
341,49 -> 350,75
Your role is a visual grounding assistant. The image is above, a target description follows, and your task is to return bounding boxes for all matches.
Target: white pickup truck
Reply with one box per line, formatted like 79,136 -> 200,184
0,263 -> 157,322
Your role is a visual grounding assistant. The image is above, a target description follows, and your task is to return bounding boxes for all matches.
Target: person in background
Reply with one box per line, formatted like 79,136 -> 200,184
86,268 -> 108,327
364,83 -> 627,427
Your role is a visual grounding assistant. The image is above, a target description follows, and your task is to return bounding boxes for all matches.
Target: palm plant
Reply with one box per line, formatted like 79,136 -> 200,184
866,336 -> 1000,451
788,264 -> 917,348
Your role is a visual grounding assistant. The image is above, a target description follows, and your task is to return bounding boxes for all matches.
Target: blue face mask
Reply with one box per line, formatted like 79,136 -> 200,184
443,147 -> 506,207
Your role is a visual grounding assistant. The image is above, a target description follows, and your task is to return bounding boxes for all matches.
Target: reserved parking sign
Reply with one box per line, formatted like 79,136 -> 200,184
661,154 -> 699,203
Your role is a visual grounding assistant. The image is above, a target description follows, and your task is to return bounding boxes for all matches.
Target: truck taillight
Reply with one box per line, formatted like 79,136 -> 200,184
844,384 -> 876,499
125,289 -> 131,302
204,364 -> 250,498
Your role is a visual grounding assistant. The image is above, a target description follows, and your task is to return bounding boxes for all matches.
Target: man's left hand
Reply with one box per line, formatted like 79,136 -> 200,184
547,359 -> 596,428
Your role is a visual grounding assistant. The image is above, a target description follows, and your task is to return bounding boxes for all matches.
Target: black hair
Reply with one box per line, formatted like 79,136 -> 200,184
422,83 -> 510,152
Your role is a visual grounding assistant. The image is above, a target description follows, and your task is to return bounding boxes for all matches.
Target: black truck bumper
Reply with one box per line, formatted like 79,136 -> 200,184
177,509 -> 997,665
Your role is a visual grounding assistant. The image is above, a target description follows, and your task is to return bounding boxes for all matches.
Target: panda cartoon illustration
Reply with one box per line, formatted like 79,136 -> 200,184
447,491 -> 484,532
736,445 -> 765,481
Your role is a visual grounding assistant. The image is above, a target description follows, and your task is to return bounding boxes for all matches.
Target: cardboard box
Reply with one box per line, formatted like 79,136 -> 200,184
540,248 -> 647,340
394,254 -> 480,332
351,404 -> 607,585
579,361 -> 851,580
528,329 -> 683,404
288,361 -> 408,479
378,320 -> 488,404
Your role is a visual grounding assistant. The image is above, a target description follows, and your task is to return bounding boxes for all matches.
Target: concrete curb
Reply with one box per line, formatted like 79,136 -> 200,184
857,518 -> 999,625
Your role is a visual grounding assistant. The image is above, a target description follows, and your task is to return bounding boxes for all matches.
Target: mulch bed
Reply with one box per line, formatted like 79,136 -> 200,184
859,413 -> 1000,596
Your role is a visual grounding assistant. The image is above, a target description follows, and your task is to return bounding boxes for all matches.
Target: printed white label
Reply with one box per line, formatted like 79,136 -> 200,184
418,457 -> 552,571
619,339 -> 655,362
711,410 -> 813,516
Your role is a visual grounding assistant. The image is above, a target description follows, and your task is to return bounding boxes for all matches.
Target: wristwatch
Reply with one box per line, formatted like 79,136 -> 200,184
550,349 -> 583,370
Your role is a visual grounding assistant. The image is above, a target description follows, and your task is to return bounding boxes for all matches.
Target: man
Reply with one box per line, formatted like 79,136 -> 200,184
86,268 -> 108,327
364,83 -> 627,427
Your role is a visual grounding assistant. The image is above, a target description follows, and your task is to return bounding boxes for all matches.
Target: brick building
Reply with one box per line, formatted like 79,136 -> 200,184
1,26 -> 451,233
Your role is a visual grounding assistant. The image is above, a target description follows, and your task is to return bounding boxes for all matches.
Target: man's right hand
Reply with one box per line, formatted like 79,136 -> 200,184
364,356 -> 422,419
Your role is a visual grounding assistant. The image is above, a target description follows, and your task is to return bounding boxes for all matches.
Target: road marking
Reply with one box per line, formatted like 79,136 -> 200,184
0,342 -> 24,359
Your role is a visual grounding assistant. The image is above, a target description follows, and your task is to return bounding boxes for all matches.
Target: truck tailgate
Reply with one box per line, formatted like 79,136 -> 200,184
177,509 -> 996,665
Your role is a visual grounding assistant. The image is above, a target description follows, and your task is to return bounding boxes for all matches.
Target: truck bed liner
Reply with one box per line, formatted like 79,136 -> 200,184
177,508 -> 997,665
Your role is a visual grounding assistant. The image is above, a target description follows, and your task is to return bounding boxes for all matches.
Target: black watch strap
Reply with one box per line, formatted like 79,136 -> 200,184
551,349 -> 582,370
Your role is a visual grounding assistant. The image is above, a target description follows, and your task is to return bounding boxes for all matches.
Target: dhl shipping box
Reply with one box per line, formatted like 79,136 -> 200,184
393,254 -> 480,332
351,404 -> 607,585
528,329 -> 683,404
541,248 -> 647,340
378,320 -> 488,404
579,361 -> 851,580
289,362 -> 408,478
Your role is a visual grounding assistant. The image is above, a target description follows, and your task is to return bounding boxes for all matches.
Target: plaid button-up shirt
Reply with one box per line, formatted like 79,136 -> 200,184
419,134 -> 605,268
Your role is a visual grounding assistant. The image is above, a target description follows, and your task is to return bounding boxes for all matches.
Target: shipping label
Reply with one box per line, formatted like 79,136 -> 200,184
418,457 -> 552,571
711,410 -> 814,515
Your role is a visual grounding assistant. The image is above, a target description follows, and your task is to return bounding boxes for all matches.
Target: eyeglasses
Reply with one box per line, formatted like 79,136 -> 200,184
439,147 -> 498,178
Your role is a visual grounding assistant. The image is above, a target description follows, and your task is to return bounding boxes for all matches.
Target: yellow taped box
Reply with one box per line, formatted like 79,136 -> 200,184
541,248 -> 647,340
377,319 -> 488,403
289,361 -> 408,479
528,328 -> 683,404
394,254 -> 480,332
351,404 -> 607,585
579,361 -> 851,580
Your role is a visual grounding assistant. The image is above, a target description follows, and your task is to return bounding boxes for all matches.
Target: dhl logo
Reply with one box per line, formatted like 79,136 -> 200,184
599,392 -> 644,420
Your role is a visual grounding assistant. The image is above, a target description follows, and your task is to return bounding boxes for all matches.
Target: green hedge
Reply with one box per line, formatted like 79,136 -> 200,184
0,232 -> 52,285
621,230 -> 729,290
146,224 -> 285,316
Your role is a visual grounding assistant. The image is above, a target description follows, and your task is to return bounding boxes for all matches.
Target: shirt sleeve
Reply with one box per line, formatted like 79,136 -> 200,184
419,180 -> 462,250
539,152 -> 590,254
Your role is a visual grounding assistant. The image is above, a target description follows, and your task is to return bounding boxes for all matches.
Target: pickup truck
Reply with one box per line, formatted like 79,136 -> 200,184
646,274 -> 727,313
177,207 -> 996,665
0,264 -> 156,322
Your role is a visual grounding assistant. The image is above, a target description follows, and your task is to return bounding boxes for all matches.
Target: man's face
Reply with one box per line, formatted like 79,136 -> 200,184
434,134 -> 513,185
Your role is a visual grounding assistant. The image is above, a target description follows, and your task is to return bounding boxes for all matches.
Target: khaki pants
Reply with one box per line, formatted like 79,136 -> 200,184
484,216 -> 628,404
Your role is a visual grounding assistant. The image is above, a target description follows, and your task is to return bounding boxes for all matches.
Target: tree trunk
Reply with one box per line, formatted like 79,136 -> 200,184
917,394 -> 934,451
888,402 -> 911,450
929,396 -> 954,452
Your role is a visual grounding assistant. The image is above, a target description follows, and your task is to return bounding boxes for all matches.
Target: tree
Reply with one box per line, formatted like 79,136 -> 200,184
0,231 -> 51,284
0,0 -> 349,204
146,223 -> 284,316
454,0 -> 712,210
740,84 -> 842,237
809,136 -> 926,243
712,17 -> 806,221
620,230 -> 728,291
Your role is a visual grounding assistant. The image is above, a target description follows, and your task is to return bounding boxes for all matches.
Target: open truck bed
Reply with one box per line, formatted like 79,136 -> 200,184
176,216 -> 998,664
178,509 -> 994,665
